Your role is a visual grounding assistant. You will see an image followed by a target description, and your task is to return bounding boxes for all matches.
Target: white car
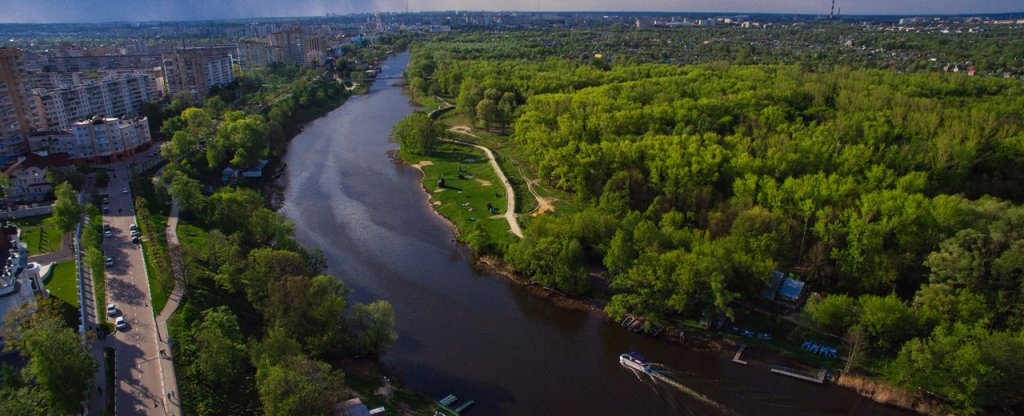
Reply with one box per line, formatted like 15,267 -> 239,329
106,303 -> 117,317
104,230 -> 112,238
105,256 -> 114,267
122,187 -> 129,194
115,316 -> 128,331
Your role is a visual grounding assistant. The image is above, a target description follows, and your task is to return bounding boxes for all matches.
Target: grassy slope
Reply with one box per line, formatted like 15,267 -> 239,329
401,142 -> 517,247
45,260 -> 79,308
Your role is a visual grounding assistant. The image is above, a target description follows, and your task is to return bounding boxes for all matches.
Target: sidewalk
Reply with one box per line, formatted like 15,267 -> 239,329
154,197 -> 184,416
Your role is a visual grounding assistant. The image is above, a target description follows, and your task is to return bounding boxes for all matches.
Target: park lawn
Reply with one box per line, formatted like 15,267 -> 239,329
401,142 -> 518,249
141,215 -> 171,315
16,216 -> 63,254
45,260 -> 79,308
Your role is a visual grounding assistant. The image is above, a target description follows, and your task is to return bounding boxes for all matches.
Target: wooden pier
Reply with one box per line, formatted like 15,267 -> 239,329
732,344 -> 748,365
438,394 -> 475,414
770,366 -> 827,384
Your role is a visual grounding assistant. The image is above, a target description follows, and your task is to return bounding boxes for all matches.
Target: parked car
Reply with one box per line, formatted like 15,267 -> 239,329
122,187 -> 129,194
105,256 -> 114,267
103,223 -> 111,231
132,236 -> 141,244
115,316 -> 128,331
106,303 -> 118,317
104,230 -> 112,238
130,223 -> 138,231
102,206 -> 109,214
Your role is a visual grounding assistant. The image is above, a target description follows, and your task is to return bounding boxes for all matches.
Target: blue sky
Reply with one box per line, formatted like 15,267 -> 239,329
3,0 -> 1022,23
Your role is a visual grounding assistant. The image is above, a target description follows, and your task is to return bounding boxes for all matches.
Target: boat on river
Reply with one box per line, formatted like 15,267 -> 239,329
619,352 -> 653,374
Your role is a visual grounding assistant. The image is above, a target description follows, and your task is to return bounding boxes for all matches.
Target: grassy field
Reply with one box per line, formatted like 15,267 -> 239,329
14,215 -> 63,254
401,142 -> 518,248
45,260 -> 79,308
140,215 -> 170,315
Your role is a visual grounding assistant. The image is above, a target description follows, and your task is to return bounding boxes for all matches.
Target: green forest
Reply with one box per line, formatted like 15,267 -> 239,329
403,29 -> 1024,413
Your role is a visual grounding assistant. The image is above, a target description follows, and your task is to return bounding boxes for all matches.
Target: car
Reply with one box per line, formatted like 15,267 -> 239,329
102,197 -> 109,204
104,230 -> 112,238
102,206 -> 109,214
103,223 -> 111,231
122,187 -> 129,194
105,256 -> 114,267
132,236 -> 141,244
129,223 -> 138,231
115,316 -> 127,331
131,230 -> 141,238
106,303 -> 118,317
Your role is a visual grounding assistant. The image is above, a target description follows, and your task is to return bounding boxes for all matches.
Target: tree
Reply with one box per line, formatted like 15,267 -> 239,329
350,300 -> 398,359
265,275 -> 348,356
256,355 -> 343,416
475,98 -> 498,129
2,303 -> 96,415
392,112 -> 440,155
51,182 -> 82,232
858,294 -> 922,351
193,307 -> 247,386
169,175 -> 205,216
804,294 -> 860,336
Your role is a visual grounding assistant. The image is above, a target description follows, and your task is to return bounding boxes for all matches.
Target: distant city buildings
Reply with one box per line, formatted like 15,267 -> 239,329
269,27 -> 307,66
237,39 -> 279,70
161,47 -> 235,102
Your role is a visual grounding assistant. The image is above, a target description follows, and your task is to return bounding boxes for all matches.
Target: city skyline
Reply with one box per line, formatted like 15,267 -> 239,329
4,0 -> 1023,24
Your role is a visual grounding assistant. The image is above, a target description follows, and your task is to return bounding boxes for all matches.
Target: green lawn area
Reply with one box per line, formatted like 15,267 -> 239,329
141,218 -> 171,315
45,261 -> 79,308
402,142 -> 518,248
15,215 -> 63,255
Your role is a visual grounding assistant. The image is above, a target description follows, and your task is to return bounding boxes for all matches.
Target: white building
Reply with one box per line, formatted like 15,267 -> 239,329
28,116 -> 151,162
30,72 -> 156,131
2,151 -> 73,204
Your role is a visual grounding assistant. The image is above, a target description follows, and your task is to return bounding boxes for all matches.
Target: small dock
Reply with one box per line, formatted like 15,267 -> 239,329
732,344 -> 748,365
770,366 -> 827,384
438,394 -> 475,414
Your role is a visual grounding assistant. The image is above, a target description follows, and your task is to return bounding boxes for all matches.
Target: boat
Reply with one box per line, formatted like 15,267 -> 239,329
631,320 -> 645,333
620,314 -> 636,328
619,352 -> 652,373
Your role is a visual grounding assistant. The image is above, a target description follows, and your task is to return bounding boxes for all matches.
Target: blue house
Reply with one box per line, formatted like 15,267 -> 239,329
762,271 -> 806,305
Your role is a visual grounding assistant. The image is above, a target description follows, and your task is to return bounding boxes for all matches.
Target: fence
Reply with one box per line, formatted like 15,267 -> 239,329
0,205 -> 55,220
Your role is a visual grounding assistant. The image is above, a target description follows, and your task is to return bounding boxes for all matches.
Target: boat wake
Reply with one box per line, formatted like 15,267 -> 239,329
620,353 -> 737,415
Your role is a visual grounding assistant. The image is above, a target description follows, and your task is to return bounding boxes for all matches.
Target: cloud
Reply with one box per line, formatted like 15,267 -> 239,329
2,0 -> 1021,23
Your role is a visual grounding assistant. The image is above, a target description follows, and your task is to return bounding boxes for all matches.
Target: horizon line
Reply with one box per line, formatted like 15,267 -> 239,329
1,9 -> 1022,26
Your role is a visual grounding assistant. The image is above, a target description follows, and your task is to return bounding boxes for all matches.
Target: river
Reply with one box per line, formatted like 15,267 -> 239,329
279,52 -> 909,416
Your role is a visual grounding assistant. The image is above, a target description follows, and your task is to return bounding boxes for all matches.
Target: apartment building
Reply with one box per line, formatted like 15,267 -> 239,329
30,72 -> 156,130
269,27 -> 306,66
28,115 -> 151,162
162,47 -> 235,102
0,49 -> 34,159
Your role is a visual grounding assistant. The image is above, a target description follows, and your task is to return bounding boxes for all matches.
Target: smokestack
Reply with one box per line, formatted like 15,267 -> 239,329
830,0 -> 835,19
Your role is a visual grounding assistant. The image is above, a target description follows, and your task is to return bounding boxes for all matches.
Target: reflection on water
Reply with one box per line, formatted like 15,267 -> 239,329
280,51 -> 910,416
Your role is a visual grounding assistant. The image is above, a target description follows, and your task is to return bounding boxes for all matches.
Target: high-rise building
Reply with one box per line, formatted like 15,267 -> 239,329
269,27 -> 306,66
237,40 -> 279,70
303,35 -> 326,66
0,48 -> 34,159
31,72 -> 156,130
162,47 -> 235,102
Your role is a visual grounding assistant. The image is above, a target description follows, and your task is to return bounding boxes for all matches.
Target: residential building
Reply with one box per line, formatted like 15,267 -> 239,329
162,47 -> 236,102
237,40 -> 279,70
0,49 -> 34,160
2,151 -> 73,204
37,115 -> 153,162
30,72 -> 156,131
269,27 -> 306,66
47,53 -> 163,73
304,35 -> 326,66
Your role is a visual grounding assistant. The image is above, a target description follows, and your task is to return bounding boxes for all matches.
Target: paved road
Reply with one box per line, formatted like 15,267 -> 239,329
100,156 -> 176,415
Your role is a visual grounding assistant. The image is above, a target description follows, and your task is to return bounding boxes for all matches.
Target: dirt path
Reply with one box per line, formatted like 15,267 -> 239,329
448,125 -> 555,217
443,130 -> 523,238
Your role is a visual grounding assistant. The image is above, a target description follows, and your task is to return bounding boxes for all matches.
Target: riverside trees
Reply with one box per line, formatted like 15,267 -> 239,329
407,30 -> 1024,412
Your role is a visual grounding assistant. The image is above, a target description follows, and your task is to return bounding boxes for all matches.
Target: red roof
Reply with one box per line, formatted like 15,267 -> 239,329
3,152 -> 73,175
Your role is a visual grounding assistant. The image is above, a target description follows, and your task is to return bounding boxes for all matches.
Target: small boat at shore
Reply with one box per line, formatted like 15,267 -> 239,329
620,314 -> 636,328
619,352 -> 653,374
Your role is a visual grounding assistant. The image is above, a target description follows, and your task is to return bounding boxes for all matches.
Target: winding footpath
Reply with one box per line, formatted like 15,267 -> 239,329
443,135 -> 523,238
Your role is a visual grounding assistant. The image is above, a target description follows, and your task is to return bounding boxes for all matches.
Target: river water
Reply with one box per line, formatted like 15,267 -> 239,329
280,52 -> 908,416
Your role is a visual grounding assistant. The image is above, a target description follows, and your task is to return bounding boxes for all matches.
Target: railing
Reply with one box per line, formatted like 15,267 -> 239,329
74,221 -> 86,339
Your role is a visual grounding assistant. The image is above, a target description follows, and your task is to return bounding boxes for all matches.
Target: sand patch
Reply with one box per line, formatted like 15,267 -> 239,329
433,188 -> 446,194
475,178 -> 493,186
410,160 -> 434,170
432,201 -> 442,206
